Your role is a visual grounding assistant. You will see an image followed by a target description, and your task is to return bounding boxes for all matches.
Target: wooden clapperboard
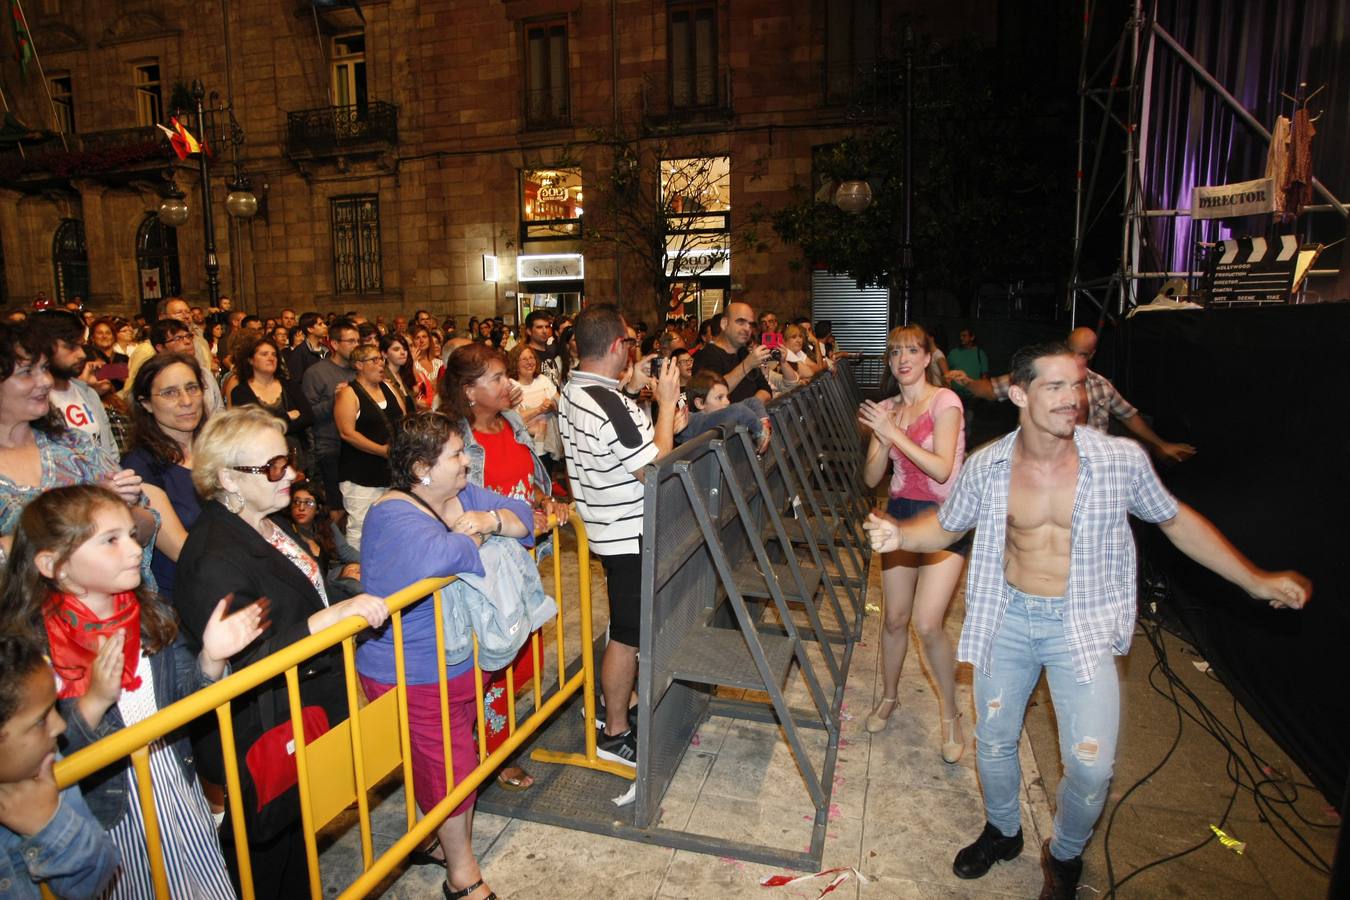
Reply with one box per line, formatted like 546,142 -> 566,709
1205,236 -> 1323,307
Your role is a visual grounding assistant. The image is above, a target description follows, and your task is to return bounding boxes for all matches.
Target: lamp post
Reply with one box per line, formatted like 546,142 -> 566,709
192,80 -> 221,307
833,27 -> 916,328
157,79 -> 257,307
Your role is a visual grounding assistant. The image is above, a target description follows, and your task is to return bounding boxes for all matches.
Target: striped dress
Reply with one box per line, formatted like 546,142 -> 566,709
99,653 -> 234,899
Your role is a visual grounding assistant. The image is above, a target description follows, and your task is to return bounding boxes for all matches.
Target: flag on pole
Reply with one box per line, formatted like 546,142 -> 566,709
10,0 -> 32,76
155,117 -> 206,159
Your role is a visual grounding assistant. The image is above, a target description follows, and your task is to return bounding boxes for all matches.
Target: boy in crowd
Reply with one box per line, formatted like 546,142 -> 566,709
0,633 -> 119,898
676,371 -> 771,453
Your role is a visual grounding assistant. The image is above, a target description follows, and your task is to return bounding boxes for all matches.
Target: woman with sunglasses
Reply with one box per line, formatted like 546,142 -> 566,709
334,344 -> 406,548
175,407 -> 388,899
270,480 -> 363,600
122,352 -> 210,603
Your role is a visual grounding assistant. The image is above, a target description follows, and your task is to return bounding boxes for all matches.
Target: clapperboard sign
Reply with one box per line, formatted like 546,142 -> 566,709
1205,236 -> 1323,307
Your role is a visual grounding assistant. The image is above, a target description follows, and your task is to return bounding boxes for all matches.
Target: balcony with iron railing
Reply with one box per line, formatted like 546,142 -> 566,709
285,101 -> 398,160
0,125 -> 170,186
524,86 -> 571,131
820,58 -> 955,119
641,67 -> 733,129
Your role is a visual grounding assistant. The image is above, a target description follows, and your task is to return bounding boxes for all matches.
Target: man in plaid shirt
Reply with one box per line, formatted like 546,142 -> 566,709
948,327 -> 1196,463
865,341 -> 1309,900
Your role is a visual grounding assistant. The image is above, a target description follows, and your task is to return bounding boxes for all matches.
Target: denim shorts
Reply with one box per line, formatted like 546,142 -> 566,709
886,495 -> 971,556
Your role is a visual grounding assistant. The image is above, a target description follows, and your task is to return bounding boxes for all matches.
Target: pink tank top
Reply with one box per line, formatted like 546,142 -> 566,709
885,388 -> 965,503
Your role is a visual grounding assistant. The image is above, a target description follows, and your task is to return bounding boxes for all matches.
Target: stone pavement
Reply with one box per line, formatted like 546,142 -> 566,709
318,541 -> 1053,899
317,542 -> 1336,898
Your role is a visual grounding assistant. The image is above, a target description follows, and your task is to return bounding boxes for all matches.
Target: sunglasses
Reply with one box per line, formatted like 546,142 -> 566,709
229,453 -> 293,482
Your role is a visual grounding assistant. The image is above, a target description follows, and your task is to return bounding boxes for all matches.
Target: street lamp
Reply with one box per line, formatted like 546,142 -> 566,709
157,182 -> 189,227
834,180 -> 873,214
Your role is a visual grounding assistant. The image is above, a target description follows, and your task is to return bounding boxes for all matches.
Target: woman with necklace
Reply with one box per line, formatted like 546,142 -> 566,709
857,324 -> 969,763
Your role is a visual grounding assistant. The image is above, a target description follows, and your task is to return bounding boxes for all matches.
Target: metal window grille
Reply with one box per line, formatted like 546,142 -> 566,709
52,219 -> 89,304
331,195 -> 383,295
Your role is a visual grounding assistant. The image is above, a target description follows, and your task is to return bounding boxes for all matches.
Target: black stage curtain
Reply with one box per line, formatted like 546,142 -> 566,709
1122,305 -> 1349,812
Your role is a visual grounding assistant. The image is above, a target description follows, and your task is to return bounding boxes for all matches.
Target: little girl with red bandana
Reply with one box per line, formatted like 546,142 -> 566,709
0,484 -> 268,898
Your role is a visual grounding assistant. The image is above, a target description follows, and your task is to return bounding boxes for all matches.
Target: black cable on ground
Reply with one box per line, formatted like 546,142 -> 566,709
1096,578 -> 1333,897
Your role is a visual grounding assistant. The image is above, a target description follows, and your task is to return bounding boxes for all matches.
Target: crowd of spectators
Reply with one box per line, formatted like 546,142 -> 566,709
0,294 -> 853,899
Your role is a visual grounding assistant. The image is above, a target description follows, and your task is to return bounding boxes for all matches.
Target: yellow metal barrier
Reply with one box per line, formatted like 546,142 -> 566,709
51,515 -> 627,900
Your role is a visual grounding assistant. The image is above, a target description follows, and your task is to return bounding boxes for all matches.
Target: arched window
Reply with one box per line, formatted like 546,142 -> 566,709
52,219 -> 89,305
136,214 -> 181,319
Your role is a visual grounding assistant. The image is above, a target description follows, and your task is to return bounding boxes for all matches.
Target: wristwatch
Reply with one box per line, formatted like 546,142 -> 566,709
491,509 -> 503,535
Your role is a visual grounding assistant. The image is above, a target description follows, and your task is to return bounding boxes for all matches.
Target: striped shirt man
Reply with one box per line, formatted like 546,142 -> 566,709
557,369 -> 658,557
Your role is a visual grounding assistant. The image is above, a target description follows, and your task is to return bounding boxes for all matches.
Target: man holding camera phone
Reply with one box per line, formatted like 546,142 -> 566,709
692,301 -> 787,403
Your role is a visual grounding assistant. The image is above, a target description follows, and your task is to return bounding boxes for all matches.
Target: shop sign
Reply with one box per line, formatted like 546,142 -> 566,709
665,248 -> 730,277
518,253 -> 584,281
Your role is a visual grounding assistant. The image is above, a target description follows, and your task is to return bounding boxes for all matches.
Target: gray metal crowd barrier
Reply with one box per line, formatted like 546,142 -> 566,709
478,364 -> 871,870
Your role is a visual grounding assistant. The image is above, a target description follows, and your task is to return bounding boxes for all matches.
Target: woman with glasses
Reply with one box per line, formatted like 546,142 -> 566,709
175,407 -> 388,899
334,345 -> 406,548
269,480 -> 362,600
123,352 -> 210,603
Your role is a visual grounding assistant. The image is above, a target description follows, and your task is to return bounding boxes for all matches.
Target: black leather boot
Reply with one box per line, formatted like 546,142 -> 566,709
952,822 -> 1024,879
1039,839 -> 1084,899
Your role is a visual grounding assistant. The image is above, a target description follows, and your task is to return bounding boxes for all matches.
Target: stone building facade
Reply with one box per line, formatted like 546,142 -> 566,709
0,0 -> 995,323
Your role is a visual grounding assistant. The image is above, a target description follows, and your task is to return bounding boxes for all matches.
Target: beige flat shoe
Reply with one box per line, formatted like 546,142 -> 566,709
941,712 -> 965,764
865,697 -> 899,733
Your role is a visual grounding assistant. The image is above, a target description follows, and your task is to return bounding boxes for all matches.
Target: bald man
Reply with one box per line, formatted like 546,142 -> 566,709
948,327 -> 1196,464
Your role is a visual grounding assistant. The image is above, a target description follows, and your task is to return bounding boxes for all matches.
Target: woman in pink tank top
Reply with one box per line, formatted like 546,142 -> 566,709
858,324 -> 969,763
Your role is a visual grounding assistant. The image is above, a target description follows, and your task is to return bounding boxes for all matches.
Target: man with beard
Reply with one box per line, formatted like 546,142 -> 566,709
28,310 -> 116,456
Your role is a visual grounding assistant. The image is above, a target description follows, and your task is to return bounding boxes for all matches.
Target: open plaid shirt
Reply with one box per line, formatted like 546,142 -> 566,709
937,426 -> 1179,683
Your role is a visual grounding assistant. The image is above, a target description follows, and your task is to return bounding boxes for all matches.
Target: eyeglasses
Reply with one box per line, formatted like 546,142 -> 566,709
291,498 -> 317,509
154,382 -> 203,401
229,453 -> 293,482
165,334 -> 193,346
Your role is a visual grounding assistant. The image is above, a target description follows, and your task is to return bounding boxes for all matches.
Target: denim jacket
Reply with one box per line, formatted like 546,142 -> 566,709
458,411 -> 552,497
57,638 -> 218,829
439,535 -> 557,671
0,780 -> 119,899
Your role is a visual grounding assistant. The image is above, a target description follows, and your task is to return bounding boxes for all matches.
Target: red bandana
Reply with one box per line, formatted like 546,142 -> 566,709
44,591 -> 143,699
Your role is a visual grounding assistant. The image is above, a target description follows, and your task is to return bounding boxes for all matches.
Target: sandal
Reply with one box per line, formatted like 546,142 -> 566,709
865,697 -> 898,733
409,838 -> 444,867
495,766 -> 535,792
444,878 -> 497,900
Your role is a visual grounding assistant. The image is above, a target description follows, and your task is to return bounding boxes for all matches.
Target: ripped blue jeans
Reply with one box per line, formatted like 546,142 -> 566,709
974,585 -> 1120,860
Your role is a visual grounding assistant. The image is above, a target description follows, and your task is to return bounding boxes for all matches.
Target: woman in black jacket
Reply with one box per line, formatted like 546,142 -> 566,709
175,407 -> 388,900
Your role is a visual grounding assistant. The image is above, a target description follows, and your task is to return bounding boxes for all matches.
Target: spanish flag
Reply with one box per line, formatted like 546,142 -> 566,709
156,117 -> 206,159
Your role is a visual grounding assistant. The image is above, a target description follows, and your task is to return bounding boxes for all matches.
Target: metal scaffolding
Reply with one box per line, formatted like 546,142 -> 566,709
1067,0 -> 1348,326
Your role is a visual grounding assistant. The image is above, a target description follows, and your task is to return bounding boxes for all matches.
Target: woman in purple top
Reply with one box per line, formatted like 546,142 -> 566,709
356,412 -> 531,900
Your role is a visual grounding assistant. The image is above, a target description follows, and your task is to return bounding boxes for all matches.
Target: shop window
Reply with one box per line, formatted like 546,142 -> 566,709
52,219 -> 89,305
331,194 -> 382,294
521,168 -> 583,241
136,214 -> 181,317
669,1 -> 718,108
50,73 -> 75,133
825,0 -> 880,103
332,32 -> 368,112
524,18 -> 569,128
660,156 -> 731,280
134,61 -> 162,127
